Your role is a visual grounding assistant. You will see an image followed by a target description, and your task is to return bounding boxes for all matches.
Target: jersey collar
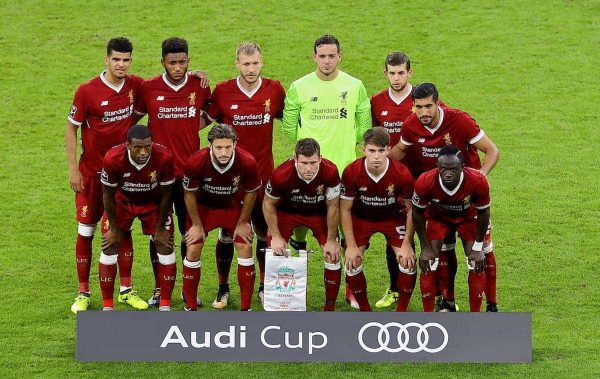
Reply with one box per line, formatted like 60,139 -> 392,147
364,158 -> 389,183
100,70 -> 125,93
237,76 -> 262,98
127,149 -> 151,171
423,106 -> 445,135
438,171 -> 464,196
210,149 -> 236,174
161,73 -> 188,92
388,84 -> 412,105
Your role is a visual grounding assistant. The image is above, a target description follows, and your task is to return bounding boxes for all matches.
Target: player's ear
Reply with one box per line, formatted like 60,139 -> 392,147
104,55 -> 109,66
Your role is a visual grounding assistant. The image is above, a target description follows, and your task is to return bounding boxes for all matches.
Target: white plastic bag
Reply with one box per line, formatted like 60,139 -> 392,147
263,249 -> 307,311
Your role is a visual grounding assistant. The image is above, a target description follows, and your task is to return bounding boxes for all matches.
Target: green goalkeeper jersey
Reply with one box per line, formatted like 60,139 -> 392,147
282,70 -> 372,172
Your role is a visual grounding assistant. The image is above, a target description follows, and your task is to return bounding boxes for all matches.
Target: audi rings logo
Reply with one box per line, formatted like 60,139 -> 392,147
358,322 -> 448,353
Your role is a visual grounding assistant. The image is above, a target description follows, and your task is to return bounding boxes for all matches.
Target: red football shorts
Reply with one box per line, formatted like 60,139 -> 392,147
427,215 -> 493,243
101,202 -> 173,236
75,174 -> 104,224
351,216 -> 406,248
272,211 -> 329,246
186,205 -> 249,245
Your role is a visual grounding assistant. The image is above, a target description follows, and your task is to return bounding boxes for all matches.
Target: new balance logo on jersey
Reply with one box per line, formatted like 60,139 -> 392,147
156,96 -> 165,101
359,187 -> 368,191
123,173 -> 131,177
230,104 -> 239,109
310,97 -> 318,102
291,189 -> 300,193
381,111 -> 388,116
418,138 -> 426,143
101,101 -> 109,106
203,178 -> 212,182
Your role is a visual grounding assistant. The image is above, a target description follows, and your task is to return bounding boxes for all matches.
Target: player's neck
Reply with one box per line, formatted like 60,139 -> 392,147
366,159 -> 388,177
316,69 -> 339,81
165,73 -> 185,86
390,83 -> 410,100
103,71 -> 125,87
238,76 -> 260,92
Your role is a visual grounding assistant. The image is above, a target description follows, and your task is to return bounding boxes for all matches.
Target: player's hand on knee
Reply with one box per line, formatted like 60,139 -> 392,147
102,228 -> 122,254
344,246 -> 362,271
234,222 -> 254,245
323,239 -> 341,263
419,247 -> 436,272
185,225 -> 205,245
397,244 -> 416,271
469,250 -> 485,273
154,229 -> 173,253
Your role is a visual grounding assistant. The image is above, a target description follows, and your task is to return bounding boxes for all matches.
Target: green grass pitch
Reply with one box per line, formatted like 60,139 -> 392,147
1,0 -> 599,376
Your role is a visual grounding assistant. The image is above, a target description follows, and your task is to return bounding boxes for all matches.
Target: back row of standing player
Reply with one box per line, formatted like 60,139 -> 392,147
66,34 -> 499,313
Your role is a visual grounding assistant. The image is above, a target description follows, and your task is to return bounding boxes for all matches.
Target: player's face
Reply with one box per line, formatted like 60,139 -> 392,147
385,63 -> 412,92
104,51 -> 132,80
363,143 -> 390,171
162,52 -> 190,83
413,95 -> 439,127
437,155 -> 464,188
127,137 -> 152,165
210,138 -> 236,167
236,52 -> 263,86
313,44 -> 341,77
295,153 -> 321,181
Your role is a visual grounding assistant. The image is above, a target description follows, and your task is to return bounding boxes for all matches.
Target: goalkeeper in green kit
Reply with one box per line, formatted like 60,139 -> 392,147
282,34 -> 371,309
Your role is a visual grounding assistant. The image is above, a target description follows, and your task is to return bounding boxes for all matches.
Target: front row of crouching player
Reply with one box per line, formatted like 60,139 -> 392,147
98,124 -> 493,312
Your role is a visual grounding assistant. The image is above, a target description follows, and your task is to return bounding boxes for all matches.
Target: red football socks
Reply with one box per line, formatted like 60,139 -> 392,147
323,262 -> 342,311
237,258 -> 256,311
484,251 -> 497,304
420,270 -> 438,312
158,253 -> 177,307
345,267 -> 371,311
182,259 -> 201,310
75,234 -> 93,293
117,233 -> 133,288
396,271 -> 417,312
438,248 -> 457,301
468,270 -> 486,312
98,253 -> 118,308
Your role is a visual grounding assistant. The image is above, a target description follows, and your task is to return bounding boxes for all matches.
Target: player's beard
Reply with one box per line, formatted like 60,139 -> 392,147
167,69 -> 187,84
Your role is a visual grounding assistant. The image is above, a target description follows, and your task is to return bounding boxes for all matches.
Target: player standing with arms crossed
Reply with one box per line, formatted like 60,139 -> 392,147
66,37 -> 145,313
133,37 -> 211,307
99,126 -> 175,311
282,34 -> 371,308
340,128 -> 416,311
204,42 -> 285,308
390,82 -> 500,312
263,138 -> 342,310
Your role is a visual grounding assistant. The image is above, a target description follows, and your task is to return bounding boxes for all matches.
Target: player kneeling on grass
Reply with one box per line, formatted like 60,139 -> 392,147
340,127 -> 416,312
412,145 -> 491,312
182,124 -> 261,311
263,138 -> 342,311
99,125 -> 176,311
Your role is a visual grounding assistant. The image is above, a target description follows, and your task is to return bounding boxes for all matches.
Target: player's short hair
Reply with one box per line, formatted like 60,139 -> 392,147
412,82 -> 439,102
295,138 -> 320,157
236,41 -> 262,58
162,37 -> 188,58
208,124 -> 237,143
438,144 -> 464,164
363,127 -> 390,148
314,34 -> 340,53
127,124 -> 151,142
106,37 -> 133,56
385,51 -> 411,70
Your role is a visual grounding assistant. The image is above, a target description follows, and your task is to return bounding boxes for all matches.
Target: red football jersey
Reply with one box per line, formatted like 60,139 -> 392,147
134,74 -> 211,178
341,158 -> 414,222
411,167 -> 490,222
68,73 -> 143,176
101,143 -> 175,206
204,77 -> 285,182
370,86 -> 415,147
182,146 -> 261,209
400,107 -> 484,176
265,158 -> 340,215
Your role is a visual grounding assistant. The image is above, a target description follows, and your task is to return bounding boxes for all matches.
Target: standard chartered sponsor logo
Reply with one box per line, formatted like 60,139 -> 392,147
358,322 -> 448,353
102,105 -> 133,122
157,106 -> 196,119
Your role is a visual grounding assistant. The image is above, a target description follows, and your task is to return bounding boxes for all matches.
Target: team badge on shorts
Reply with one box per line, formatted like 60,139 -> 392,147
81,205 -> 88,218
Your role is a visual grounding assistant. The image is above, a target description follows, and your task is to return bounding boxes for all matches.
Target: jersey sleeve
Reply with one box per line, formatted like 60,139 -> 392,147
340,165 -> 356,200
396,165 -> 415,201
274,81 -> 286,119
68,85 -> 88,126
182,155 -> 200,191
325,166 -> 342,200
159,151 -> 176,186
199,85 -> 212,110
355,82 -> 372,142
399,120 -> 415,146
411,175 -> 431,208
133,82 -> 147,115
461,112 -> 485,145
100,153 -> 119,187
472,174 -> 491,210
281,83 -> 300,141
204,85 -> 222,123
370,97 -> 380,127
264,170 -> 285,200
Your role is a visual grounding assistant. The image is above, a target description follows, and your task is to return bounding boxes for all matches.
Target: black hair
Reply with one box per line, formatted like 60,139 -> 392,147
438,144 -> 464,164
107,37 -> 133,56
314,34 -> 340,53
208,124 -> 237,143
127,124 -> 151,142
162,37 -> 188,58
412,82 -> 439,102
